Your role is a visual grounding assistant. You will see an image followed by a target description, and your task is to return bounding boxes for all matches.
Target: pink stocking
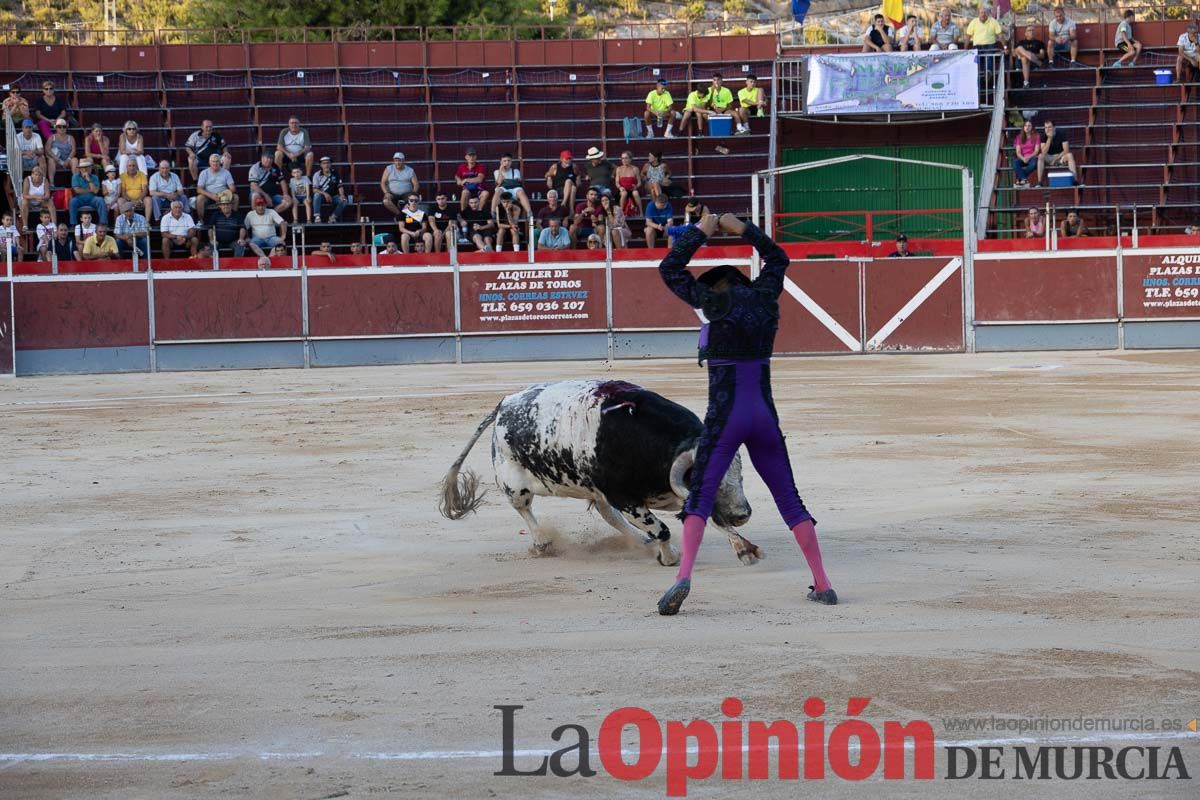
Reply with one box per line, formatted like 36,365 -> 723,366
676,514 -> 707,581
791,520 -> 831,592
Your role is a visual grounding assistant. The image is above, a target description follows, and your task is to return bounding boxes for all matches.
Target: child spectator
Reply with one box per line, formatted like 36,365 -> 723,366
615,151 -> 642,216
1114,10 -> 1141,67
0,212 -> 23,261
35,209 -> 55,261
289,167 -> 313,224
74,209 -> 97,244
1011,120 -> 1041,187
644,194 -> 673,248
101,165 -> 122,217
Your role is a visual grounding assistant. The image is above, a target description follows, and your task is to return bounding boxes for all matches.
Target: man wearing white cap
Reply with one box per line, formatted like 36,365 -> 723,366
381,152 -> 419,217
582,146 -> 614,199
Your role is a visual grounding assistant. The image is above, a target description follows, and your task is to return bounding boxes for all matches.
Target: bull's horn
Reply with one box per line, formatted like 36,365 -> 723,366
669,450 -> 696,498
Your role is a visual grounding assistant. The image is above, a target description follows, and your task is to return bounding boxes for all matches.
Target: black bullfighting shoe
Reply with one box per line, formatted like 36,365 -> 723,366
657,578 -> 691,616
807,585 -> 838,605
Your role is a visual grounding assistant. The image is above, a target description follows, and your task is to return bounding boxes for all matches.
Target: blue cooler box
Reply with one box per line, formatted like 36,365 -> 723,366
1048,170 -> 1074,188
708,114 -> 733,137
1154,69 -> 1172,85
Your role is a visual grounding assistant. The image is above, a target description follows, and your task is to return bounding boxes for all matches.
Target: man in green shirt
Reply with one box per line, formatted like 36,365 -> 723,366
679,84 -> 712,136
708,73 -> 734,114
734,74 -> 766,135
643,78 -> 677,139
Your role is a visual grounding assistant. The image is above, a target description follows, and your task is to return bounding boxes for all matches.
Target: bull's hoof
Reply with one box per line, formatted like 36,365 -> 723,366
656,546 -> 680,567
657,578 -> 691,616
530,541 -> 557,557
735,543 -> 764,566
807,586 -> 838,606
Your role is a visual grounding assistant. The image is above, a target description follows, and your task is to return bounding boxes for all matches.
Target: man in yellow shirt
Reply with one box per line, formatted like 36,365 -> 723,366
966,5 -> 1005,52
679,83 -> 712,136
734,73 -> 766,135
81,224 -> 118,260
643,78 -> 677,139
708,73 -> 734,114
119,157 -> 152,220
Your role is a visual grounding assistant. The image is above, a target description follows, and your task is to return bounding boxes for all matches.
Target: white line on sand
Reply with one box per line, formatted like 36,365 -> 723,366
2,731 -> 1196,764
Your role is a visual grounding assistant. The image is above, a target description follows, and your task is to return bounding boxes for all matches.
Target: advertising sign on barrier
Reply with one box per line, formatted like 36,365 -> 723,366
1123,252 -> 1200,319
804,50 -> 979,114
459,265 -> 606,333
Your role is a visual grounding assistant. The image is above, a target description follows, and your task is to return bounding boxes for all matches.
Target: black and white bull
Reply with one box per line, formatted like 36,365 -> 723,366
439,379 -> 763,566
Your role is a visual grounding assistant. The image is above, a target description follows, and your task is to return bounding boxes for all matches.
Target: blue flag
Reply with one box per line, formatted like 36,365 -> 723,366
792,0 -> 811,24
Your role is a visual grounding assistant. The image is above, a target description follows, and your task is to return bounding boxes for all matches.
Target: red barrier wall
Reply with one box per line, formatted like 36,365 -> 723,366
308,272 -> 456,337
14,279 -> 149,349
612,266 -> 703,330
154,276 -> 302,341
1122,252 -> 1200,320
865,258 -> 963,350
775,261 -> 860,353
0,279 -> 12,374
459,265 -> 607,333
975,255 -> 1118,321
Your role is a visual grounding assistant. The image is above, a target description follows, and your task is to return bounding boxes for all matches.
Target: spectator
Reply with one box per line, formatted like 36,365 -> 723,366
898,14 -> 923,51
455,148 -> 489,210
248,152 -> 292,215
160,200 -> 199,258
70,158 -> 106,225
20,165 -> 54,230
678,83 -> 712,136
383,240 -> 401,256
45,119 -> 76,184
312,156 -> 348,223
32,81 -> 68,141
641,151 -> 676,201
195,153 -> 236,221
34,209 -> 54,260
1024,207 -> 1045,238
313,241 -> 336,265
244,196 -> 288,258
1184,222 -> 1199,236
644,194 -> 673,248
863,14 -> 895,53
381,153 -> 418,217
80,224 -> 117,260
544,150 -> 577,210
269,244 -> 287,258
966,5 -> 1004,52
16,119 -> 45,175
116,120 -> 148,175
2,84 -> 30,124
101,164 -> 122,217
536,189 -> 571,235
1178,23 -> 1199,82
149,160 -> 189,221
74,209 -> 97,244
1049,6 -> 1078,65
349,242 -> 364,256
708,73 -> 734,117
1113,10 -> 1141,68
1037,120 -> 1079,185
583,147 -> 614,200
1060,210 -> 1087,237
119,156 -> 153,220
492,152 -> 532,216
615,150 -> 642,216
208,194 -> 246,257
459,194 -> 495,251
889,233 -> 914,257
428,192 -> 456,253
494,192 -> 525,252
275,116 -> 314,176
734,74 -> 766,135
113,201 -> 149,259
586,233 -> 603,250
184,120 -> 232,181
51,222 -> 77,263
397,194 -> 432,253
0,211 -> 23,262
1011,119 -> 1041,187
571,187 -> 603,244
82,123 -> 111,171
928,8 -> 961,51
192,243 -> 214,261
538,216 -> 572,250
289,167 -> 312,224
600,194 -> 631,249
644,78 -> 676,139
1014,26 -> 1047,87
683,197 -> 710,224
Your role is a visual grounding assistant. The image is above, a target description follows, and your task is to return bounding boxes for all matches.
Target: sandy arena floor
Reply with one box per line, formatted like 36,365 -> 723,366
2,350 -> 1199,799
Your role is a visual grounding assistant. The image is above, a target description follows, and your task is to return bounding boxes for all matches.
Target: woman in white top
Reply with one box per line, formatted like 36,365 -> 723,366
117,119 -> 148,174
21,164 -> 55,227
492,152 -> 532,216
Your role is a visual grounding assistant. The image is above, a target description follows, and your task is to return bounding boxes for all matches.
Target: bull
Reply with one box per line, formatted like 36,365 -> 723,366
439,379 -> 763,566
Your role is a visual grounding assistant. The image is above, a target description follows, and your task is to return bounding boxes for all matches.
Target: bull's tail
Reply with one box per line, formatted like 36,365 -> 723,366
438,403 -> 501,520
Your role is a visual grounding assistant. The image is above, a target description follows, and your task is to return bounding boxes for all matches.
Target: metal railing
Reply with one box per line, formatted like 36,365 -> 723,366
983,202 -> 1168,246
773,209 -> 964,243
